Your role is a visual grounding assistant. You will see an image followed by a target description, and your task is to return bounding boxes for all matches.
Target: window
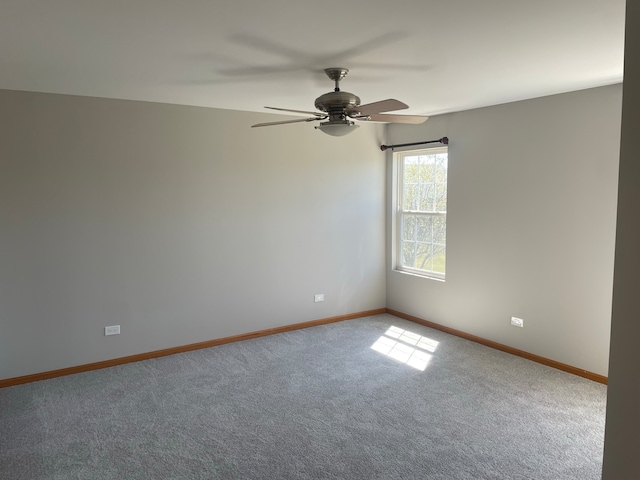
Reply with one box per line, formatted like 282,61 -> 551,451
395,147 -> 448,279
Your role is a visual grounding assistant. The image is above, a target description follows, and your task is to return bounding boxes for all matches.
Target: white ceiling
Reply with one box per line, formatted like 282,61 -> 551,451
0,0 -> 626,117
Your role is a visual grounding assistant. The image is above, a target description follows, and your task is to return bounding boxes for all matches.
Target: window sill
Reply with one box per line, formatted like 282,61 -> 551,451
393,268 -> 445,282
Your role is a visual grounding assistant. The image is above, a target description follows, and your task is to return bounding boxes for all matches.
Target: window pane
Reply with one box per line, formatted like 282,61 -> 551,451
404,158 -> 419,183
419,157 -> 435,183
436,183 -> 447,212
417,216 -> 433,243
419,183 -> 435,211
432,244 -> 446,273
416,242 -> 433,271
403,183 -> 418,210
433,216 -> 446,245
403,241 -> 416,268
436,156 -> 447,183
402,215 -> 416,242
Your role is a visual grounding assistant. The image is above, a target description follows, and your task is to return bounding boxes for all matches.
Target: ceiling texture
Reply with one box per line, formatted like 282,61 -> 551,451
0,0 -> 626,118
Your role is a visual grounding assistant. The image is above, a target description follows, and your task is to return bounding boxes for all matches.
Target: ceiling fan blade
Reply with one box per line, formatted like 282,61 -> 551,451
252,117 -> 324,128
352,99 -> 409,116
264,106 -> 325,116
364,113 -> 429,124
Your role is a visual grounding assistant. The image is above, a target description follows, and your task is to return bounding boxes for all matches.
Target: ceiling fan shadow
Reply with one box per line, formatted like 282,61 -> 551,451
212,31 -> 432,86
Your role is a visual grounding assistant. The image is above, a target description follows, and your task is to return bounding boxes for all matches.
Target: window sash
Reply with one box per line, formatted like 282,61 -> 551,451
397,212 -> 446,279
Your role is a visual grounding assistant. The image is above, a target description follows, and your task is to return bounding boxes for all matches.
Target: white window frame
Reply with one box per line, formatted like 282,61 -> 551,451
393,146 -> 448,280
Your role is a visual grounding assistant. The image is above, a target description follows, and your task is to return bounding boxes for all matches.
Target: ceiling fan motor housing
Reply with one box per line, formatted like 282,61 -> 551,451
314,91 -> 361,116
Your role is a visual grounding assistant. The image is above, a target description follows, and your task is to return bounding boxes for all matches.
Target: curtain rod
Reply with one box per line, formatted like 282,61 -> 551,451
380,137 -> 448,151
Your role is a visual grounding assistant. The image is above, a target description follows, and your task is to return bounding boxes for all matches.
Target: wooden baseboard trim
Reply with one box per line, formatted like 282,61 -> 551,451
2,308 -> 606,387
0,308 -> 386,389
386,308 -> 608,385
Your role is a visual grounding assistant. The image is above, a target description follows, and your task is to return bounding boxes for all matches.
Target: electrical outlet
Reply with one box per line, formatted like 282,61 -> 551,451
510,317 -> 524,328
105,325 -> 121,336
314,294 -> 325,303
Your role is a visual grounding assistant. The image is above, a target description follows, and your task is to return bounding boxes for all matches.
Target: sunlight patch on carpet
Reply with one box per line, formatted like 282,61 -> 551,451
370,326 -> 439,371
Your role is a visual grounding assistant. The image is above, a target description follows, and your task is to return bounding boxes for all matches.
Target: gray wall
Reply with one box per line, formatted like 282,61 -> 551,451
602,1 -> 640,476
0,90 -> 387,380
386,85 -> 622,377
0,84 -> 624,382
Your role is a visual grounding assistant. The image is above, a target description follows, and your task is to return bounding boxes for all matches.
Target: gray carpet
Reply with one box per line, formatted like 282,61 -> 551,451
0,314 -> 607,479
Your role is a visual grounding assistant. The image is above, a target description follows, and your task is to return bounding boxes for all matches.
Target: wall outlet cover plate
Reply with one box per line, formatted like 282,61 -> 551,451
105,325 -> 121,335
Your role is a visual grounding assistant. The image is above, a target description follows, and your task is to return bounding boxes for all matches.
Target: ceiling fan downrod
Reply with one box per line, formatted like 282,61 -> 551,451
324,67 -> 349,92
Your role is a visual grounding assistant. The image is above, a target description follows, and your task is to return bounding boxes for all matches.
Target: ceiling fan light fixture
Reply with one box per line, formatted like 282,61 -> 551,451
315,121 -> 359,137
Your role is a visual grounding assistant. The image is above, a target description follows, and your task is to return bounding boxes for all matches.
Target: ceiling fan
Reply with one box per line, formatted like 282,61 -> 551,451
251,68 -> 429,136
